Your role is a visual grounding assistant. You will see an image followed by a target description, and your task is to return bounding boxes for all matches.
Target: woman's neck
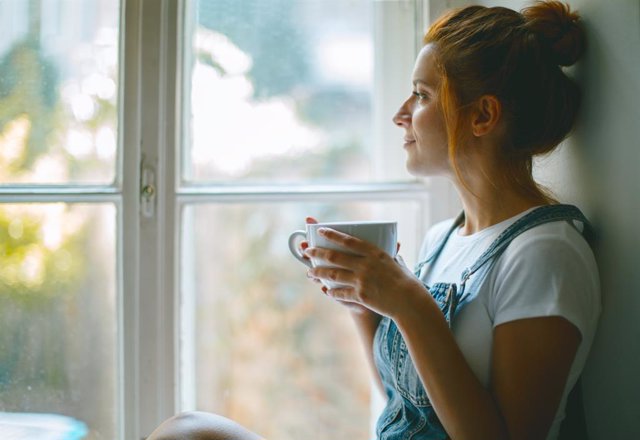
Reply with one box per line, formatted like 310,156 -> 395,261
454,179 -> 547,236
444,136 -> 552,235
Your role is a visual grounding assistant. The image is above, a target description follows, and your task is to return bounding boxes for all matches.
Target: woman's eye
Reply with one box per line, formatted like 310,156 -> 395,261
412,91 -> 429,101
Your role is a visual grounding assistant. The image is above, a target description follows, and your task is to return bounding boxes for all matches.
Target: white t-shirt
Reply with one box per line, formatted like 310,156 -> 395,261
417,208 -> 601,440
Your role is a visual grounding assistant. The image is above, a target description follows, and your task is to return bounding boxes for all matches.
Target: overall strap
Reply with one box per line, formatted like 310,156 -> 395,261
414,211 -> 466,277
459,204 -> 590,285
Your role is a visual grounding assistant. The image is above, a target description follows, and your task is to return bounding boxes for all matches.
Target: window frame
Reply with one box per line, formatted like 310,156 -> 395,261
120,1 -> 181,438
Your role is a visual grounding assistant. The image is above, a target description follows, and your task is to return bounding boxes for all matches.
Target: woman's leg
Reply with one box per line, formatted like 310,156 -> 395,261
147,411 -> 264,440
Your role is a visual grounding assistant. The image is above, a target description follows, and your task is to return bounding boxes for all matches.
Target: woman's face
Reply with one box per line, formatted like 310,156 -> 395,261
393,44 -> 450,177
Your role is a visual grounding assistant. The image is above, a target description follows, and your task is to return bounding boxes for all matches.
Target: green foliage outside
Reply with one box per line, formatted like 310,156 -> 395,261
0,40 -> 58,168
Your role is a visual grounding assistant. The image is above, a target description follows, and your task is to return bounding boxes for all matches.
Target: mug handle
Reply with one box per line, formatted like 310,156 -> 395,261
288,230 -> 312,267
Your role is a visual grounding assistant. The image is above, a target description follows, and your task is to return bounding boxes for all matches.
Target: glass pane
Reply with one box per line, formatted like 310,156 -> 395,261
0,203 -> 117,439
181,201 -> 424,440
185,0 -> 415,183
0,0 -> 119,185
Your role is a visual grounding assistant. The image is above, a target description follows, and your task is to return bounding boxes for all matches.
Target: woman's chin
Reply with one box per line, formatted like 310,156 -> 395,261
406,160 -> 443,177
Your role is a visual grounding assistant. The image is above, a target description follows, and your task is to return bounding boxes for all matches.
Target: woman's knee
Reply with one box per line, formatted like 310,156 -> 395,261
147,411 -> 263,440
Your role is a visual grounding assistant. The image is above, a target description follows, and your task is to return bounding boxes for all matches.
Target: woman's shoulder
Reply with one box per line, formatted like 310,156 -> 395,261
506,219 -> 596,266
489,219 -> 600,332
493,219 -> 600,308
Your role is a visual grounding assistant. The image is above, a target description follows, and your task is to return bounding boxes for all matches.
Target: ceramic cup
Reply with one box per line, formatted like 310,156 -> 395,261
288,221 -> 397,288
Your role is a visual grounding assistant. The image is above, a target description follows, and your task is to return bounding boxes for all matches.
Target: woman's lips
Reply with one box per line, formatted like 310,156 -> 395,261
403,138 -> 416,147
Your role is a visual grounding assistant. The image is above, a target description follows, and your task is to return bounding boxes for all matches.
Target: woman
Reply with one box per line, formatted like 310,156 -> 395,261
148,2 -> 600,439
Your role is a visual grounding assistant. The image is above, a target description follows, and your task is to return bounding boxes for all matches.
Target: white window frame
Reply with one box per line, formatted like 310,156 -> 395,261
121,1 -> 180,438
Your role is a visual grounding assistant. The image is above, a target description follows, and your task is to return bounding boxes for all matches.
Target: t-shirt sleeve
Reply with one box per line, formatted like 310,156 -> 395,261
489,227 -> 600,339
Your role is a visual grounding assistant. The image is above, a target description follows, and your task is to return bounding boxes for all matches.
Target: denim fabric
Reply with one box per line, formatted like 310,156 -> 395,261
372,204 -> 590,439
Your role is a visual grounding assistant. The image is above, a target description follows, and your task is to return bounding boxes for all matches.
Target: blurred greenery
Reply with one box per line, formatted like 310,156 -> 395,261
0,39 -> 117,182
0,206 -> 86,384
0,204 -> 115,440
0,34 -> 90,394
0,210 -> 84,301
0,39 -> 59,169
0,3 -> 118,438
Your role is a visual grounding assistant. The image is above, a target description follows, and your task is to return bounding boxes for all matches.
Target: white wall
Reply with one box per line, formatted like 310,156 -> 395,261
433,0 -> 640,438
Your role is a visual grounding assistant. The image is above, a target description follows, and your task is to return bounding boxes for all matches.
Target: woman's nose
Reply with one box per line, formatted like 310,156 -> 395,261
392,99 -> 411,127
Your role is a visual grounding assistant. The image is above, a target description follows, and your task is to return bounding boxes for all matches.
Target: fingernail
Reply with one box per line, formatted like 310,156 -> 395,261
321,286 -> 328,294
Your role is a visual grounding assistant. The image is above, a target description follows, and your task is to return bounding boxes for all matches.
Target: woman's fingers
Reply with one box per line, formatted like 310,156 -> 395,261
308,265 -> 353,286
300,241 -> 311,261
304,246 -> 361,269
324,286 -> 359,303
306,217 -> 318,224
315,228 -> 377,255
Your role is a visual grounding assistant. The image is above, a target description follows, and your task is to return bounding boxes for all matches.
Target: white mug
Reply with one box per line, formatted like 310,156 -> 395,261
288,221 -> 398,288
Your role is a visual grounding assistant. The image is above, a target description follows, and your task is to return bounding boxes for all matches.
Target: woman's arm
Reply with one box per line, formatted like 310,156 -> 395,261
396,293 -> 580,440
490,316 -> 581,440
349,308 -> 385,396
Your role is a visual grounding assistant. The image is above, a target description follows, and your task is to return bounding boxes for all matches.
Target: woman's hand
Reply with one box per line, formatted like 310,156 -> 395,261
304,227 -> 426,319
301,217 -> 374,315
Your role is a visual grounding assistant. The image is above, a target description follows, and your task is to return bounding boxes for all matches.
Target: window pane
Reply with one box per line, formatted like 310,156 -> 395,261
180,201 -> 424,439
185,0 -> 415,183
0,0 -> 119,185
0,203 -> 117,439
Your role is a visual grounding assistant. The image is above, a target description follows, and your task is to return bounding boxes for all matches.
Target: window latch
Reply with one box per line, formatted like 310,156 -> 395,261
140,156 -> 157,219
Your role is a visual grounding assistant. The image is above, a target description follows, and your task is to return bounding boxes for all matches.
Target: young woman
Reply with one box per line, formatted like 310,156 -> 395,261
148,2 -> 600,439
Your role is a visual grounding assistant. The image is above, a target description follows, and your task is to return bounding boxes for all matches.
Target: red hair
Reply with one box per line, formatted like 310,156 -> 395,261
425,1 -> 584,202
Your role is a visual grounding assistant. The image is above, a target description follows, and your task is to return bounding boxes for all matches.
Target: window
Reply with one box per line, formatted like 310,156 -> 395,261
0,1 -> 455,439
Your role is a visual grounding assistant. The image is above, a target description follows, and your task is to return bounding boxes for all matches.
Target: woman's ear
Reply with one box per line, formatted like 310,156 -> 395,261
471,95 -> 502,137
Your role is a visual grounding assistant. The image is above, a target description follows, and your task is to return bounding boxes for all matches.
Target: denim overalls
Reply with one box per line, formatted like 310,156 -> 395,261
372,204 -> 590,439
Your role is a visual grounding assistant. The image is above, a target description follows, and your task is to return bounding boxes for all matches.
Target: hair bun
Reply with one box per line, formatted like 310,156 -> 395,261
522,1 -> 584,66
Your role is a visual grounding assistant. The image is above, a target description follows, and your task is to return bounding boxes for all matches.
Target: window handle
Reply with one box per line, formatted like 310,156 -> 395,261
140,156 -> 157,219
